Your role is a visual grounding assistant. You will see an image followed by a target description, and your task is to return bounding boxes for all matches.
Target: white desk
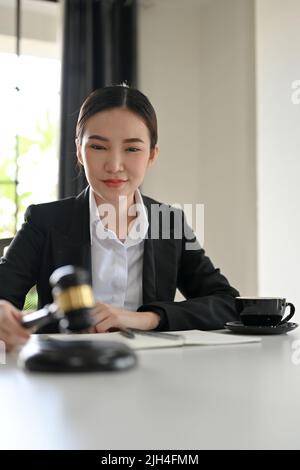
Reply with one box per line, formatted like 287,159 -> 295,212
1,330 -> 300,450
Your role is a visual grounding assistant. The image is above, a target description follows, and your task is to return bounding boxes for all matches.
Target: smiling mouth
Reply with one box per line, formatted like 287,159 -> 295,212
102,179 -> 127,187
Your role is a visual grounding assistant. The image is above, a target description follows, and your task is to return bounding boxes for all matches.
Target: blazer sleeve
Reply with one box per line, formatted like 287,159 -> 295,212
0,205 -> 44,309
138,211 -> 240,331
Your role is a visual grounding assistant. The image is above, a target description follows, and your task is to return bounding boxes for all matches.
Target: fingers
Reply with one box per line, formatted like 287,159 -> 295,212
5,312 -> 30,339
82,305 -> 110,333
0,300 -> 31,351
1,321 -> 30,347
91,302 -> 108,316
91,305 -> 111,326
88,303 -> 135,333
80,325 -> 97,334
86,326 -> 97,333
94,318 -> 114,333
0,327 -> 29,351
90,304 -> 118,333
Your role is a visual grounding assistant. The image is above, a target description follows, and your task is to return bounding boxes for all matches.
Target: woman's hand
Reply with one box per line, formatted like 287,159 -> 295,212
0,300 -> 31,352
89,302 -> 160,333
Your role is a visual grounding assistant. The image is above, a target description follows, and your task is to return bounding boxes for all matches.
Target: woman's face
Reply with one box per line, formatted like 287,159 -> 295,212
76,107 -> 159,206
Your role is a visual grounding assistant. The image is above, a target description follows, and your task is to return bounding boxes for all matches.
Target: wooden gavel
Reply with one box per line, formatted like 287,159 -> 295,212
21,265 -> 96,332
19,265 -> 137,372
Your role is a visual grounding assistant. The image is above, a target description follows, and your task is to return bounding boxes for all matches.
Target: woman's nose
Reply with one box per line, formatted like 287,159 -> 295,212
104,153 -> 124,173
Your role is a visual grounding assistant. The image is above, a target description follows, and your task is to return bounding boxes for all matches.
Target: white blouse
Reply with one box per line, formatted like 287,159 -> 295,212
89,188 -> 148,311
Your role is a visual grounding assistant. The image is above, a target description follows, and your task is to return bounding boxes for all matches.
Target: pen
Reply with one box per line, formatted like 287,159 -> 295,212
119,328 -> 136,339
129,329 -> 183,341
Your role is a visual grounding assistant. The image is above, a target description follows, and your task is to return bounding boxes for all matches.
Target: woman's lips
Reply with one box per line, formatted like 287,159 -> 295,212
102,179 -> 127,188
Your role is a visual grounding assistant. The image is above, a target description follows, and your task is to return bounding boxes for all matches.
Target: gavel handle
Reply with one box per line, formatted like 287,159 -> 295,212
22,304 -> 58,329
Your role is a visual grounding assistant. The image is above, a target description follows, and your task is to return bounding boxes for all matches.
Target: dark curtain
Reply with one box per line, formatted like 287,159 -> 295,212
59,0 -> 137,198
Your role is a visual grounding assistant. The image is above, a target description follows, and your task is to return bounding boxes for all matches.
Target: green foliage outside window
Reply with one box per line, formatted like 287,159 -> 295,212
1,112 -> 58,311
0,111 -> 58,239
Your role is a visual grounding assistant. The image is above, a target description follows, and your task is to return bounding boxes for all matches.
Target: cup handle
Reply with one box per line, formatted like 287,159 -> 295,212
278,302 -> 295,325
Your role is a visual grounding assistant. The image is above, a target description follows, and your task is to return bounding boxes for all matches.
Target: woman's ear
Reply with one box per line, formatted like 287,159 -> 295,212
147,144 -> 159,168
75,138 -> 83,165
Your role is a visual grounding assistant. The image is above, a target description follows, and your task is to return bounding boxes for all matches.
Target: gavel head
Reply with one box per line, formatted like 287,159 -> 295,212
49,265 -> 96,332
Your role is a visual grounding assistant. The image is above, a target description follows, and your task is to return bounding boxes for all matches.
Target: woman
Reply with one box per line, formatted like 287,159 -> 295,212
0,84 -> 239,350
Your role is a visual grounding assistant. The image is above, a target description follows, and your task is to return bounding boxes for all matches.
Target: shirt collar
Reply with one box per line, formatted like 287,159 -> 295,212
89,187 -> 149,247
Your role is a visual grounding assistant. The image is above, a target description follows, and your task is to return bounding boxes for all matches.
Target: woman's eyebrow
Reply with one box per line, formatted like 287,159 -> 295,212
88,134 -> 145,143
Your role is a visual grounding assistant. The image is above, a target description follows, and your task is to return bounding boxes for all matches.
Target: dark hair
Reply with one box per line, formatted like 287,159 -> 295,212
76,84 -> 158,150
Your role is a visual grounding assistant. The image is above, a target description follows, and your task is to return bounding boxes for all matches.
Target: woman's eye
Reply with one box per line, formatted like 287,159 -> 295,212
91,144 -> 105,150
126,147 -> 140,152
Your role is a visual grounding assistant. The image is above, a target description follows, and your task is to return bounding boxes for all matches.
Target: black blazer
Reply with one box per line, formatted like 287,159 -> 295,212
0,187 -> 239,331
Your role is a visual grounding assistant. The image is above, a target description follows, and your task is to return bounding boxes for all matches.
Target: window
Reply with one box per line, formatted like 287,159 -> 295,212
0,0 -> 61,238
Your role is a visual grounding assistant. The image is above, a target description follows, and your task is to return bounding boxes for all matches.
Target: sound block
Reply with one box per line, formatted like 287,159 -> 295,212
18,336 -> 137,372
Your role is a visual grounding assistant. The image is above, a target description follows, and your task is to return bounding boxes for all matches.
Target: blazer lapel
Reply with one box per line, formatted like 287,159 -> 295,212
142,196 -> 157,304
51,186 -> 92,280
142,237 -> 157,304
141,195 -> 178,304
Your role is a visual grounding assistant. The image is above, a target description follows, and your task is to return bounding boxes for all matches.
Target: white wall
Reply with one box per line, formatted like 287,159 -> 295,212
138,0 -> 257,296
255,0 -> 300,320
